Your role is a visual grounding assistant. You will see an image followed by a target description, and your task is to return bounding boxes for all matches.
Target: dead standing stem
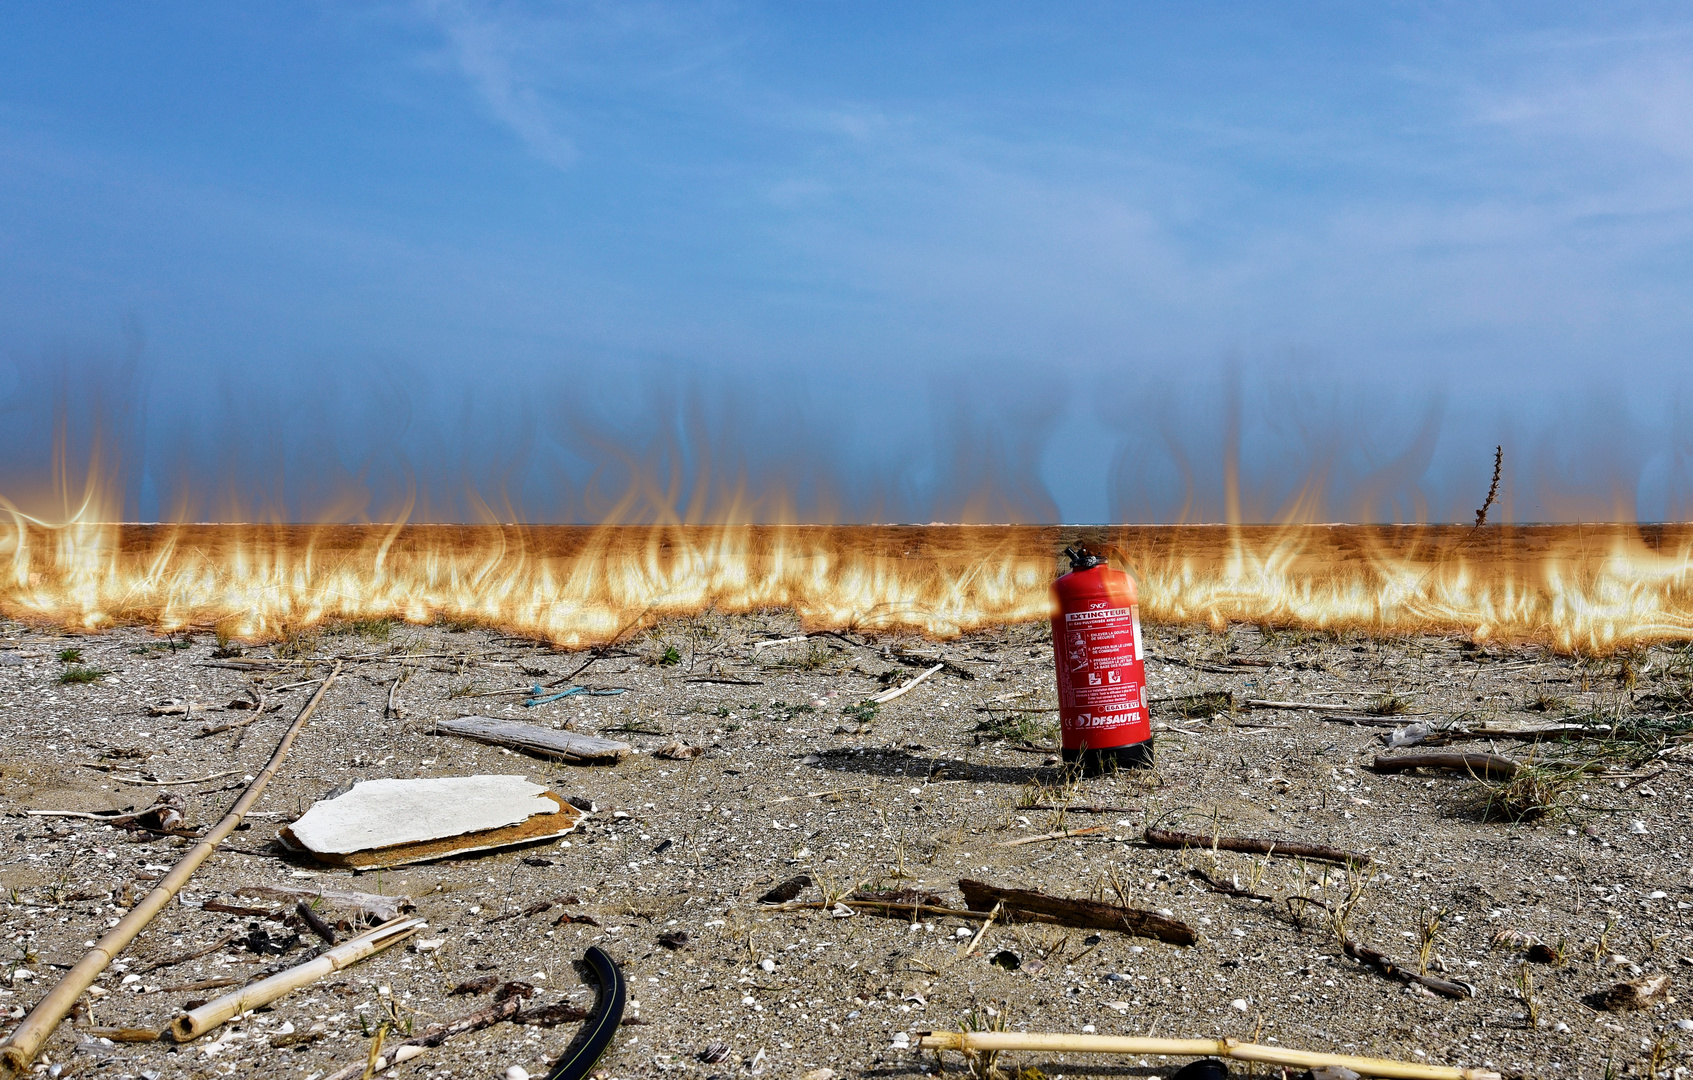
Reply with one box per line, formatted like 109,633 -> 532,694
0,663 -> 342,1080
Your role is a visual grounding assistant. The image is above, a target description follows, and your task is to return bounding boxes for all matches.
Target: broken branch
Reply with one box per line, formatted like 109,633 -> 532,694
1343,939 -> 1474,1000
959,878 -> 1195,946
1143,825 -> 1370,867
995,825 -> 1109,847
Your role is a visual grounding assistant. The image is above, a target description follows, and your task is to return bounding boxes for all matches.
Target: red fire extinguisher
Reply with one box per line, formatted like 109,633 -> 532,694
1051,545 -> 1152,773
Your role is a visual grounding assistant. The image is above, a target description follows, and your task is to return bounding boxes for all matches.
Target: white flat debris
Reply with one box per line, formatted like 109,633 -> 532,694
285,775 -> 558,856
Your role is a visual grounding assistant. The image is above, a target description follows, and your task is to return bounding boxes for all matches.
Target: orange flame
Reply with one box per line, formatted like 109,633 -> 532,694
3,513 -> 1692,651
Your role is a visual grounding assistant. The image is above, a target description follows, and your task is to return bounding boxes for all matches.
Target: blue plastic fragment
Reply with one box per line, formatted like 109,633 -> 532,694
523,686 -> 628,708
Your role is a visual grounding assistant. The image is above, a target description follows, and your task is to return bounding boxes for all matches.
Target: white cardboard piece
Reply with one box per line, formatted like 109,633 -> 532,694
286,775 -> 557,856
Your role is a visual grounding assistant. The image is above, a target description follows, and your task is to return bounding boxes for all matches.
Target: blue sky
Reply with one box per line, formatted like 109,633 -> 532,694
2,3 -> 1692,522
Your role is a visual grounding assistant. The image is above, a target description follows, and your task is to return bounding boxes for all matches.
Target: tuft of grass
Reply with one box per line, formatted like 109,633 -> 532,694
1526,689 -> 1568,713
1163,690 -> 1234,720
326,618 -> 394,641
59,664 -> 108,685
780,642 -> 832,671
56,647 -> 82,663
1369,691 -> 1413,716
975,712 -> 1055,744
1517,962 -> 1539,1027
1469,759 -> 1584,823
1416,906 -> 1449,975
274,625 -> 322,660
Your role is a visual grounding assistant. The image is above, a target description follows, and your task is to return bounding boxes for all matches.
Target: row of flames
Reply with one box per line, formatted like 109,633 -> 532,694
3,518 -> 1693,652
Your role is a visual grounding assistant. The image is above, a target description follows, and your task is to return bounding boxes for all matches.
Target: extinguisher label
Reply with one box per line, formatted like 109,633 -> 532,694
1054,602 -> 1149,749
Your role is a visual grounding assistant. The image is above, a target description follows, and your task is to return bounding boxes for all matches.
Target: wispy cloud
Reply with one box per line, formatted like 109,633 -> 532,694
418,0 -> 578,169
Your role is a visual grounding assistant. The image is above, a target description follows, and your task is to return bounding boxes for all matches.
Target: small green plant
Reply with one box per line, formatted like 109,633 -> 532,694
57,647 -> 83,663
59,664 -> 107,685
656,645 -> 681,666
841,699 -> 879,725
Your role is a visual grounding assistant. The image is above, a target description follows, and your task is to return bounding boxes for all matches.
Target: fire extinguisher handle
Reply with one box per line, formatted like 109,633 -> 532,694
1062,546 -> 1104,571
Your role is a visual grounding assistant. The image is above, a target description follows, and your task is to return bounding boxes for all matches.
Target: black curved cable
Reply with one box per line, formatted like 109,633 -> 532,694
543,946 -> 626,1080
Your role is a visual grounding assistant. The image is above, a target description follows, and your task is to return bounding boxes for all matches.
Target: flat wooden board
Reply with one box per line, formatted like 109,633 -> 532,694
433,716 -> 632,763
280,789 -> 582,869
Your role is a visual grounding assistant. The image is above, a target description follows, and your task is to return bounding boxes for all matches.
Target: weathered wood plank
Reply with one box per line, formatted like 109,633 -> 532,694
432,716 -> 631,763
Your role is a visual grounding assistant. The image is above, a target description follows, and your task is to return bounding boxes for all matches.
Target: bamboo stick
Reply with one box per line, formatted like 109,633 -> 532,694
917,1032 -> 1500,1080
170,917 -> 424,1041
0,663 -> 341,1080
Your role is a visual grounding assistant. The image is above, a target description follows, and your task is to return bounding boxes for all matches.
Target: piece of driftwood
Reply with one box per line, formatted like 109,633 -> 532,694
1593,973 -> 1671,1011
432,716 -> 631,763
134,931 -> 238,975
0,665 -> 341,1080
79,765 -> 241,787
1343,940 -> 1473,1000
295,901 -> 337,945
170,917 -> 424,1041
995,826 -> 1109,847
235,885 -> 413,924
1189,867 -> 1274,903
870,664 -> 943,705
1371,753 -> 1519,779
85,1028 -> 160,1043
1018,804 -> 1140,814
917,1032 -> 1499,1080
959,879 -> 1195,946
1143,826 -> 1371,867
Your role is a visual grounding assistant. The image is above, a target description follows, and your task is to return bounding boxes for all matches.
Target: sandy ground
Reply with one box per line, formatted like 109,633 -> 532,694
1,614 -> 1691,1080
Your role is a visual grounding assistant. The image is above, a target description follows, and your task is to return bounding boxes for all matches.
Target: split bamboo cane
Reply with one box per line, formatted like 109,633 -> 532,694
0,663 -> 342,1080
170,916 -> 424,1041
916,1032 -> 1501,1080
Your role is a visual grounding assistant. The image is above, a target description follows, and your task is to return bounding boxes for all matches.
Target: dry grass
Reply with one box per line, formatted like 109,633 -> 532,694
1468,759 -> 1585,823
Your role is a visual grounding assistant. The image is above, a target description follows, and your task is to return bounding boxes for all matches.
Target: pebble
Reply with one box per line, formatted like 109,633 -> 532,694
505,1068 -> 530,1080
955,927 -> 973,938
760,957 -> 777,973
1631,820 -> 1650,835
1677,1019 -> 1693,1032
1231,998 -> 1249,1011
1651,890 -> 1668,899
1081,1024 -> 1097,1033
